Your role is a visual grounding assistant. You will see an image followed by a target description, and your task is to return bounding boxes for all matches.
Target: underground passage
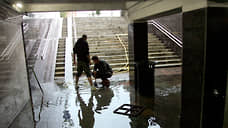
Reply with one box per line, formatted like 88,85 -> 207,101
0,1 -> 228,128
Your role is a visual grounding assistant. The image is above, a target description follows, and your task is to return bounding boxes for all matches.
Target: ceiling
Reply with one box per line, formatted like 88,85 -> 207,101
2,0 -> 142,12
7,0 -> 141,4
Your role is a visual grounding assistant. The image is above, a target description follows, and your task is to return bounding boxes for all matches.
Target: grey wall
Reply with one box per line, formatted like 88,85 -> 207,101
0,14 -> 33,127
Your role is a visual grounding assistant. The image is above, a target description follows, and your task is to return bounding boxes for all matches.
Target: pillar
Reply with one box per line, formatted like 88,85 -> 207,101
224,72 -> 228,128
181,2 -> 228,128
128,22 -> 154,96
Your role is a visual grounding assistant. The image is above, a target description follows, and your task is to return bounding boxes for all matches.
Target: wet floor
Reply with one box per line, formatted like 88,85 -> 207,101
35,71 -> 181,128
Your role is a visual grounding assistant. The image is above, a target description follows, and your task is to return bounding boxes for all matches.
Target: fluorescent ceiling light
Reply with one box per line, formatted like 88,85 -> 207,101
15,2 -> 23,8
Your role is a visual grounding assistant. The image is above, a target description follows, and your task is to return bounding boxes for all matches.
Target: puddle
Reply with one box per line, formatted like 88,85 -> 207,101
35,73 -> 181,128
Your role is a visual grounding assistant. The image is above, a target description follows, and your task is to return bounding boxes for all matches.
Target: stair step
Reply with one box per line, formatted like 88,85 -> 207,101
58,49 -> 65,52
57,54 -> 65,57
148,45 -> 167,49
148,40 -> 162,43
93,55 -> 126,60
148,49 -> 172,52
87,39 -> 119,42
56,62 -> 65,67
105,58 -> 127,63
72,67 -> 128,75
54,76 -> 64,79
89,45 -> 123,49
149,52 -> 175,56
149,55 -> 180,60
55,72 -> 65,77
153,59 -> 182,64
58,38 -> 66,41
58,45 -> 65,48
58,47 -> 65,50
90,49 -> 126,53
55,67 -> 65,72
72,58 -> 127,64
57,52 -> 65,55
155,63 -> 182,68
58,44 -> 66,47
58,40 -> 66,43
73,62 -> 127,70
56,58 -> 65,62
91,51 -> 127,56
148,43 -> 164,46
88,42 -> 121,46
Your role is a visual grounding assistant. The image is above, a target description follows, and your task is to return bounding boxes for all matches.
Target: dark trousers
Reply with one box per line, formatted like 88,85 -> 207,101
92,71 -> 112,80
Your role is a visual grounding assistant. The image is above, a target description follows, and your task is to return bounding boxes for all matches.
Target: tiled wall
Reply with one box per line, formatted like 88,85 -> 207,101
0,16 -> 32,127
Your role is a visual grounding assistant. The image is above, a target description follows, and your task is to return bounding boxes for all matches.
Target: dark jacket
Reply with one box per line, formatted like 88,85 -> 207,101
73,38 -> 89,63
94,60 -> 113,74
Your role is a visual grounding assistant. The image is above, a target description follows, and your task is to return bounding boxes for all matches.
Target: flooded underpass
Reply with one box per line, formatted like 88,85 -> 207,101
35,67 -> 181,128
19,12 -> 182,128
1,1 -> 228,128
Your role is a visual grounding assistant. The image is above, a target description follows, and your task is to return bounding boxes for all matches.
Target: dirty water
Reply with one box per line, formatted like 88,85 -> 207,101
35,73 -> 181,128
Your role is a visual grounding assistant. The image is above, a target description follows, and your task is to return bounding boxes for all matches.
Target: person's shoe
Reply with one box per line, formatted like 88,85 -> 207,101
91,86 -> 97,91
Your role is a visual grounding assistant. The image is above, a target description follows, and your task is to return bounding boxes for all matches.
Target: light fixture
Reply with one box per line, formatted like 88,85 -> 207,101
12,1 -> 24,12
15,2 -> 23,9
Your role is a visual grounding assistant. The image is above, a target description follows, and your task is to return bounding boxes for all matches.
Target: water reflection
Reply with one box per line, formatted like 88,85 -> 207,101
94,88 -> 114,114
35,73 -> 181,128
76,88 -> 115,128
76,90 -> 95,128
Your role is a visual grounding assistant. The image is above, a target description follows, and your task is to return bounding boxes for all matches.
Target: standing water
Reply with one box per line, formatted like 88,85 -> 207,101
35,72 -> 181,128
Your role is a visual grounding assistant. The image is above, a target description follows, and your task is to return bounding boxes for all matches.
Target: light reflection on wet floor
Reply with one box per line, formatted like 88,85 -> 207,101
36,73 -> 181,128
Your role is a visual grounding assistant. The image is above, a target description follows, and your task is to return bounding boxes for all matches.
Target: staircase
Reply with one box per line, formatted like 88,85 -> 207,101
72,17 -> 129,76
148,33 -> 182,68
72,17 -> 182,77
54,18 -> 67,79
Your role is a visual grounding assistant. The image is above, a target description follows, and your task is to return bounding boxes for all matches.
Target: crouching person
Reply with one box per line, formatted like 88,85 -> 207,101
92,56 -> 113,87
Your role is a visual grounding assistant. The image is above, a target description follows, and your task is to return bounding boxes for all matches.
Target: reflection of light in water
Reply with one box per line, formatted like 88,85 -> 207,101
148,117 -> 160,128
156,86 -> 181,97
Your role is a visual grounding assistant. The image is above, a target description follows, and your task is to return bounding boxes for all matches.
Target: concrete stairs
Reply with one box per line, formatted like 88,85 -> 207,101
72,36 -> 128,76
72,17 -> 181,77
54,19 -> 67,79
148,34 -> 182,68
57,17 -> 181,78
72,17 -> 129,76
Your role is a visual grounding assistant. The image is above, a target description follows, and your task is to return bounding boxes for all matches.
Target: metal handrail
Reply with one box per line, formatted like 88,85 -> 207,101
115,34 -> 129,71
148,20 -> 183,48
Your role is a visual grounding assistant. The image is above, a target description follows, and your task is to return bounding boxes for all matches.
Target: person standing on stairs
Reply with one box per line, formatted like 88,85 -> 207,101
73,35 -> 96,90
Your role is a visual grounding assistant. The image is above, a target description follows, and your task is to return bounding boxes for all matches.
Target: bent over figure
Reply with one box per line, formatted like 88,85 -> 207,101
92,56 -> 113,87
